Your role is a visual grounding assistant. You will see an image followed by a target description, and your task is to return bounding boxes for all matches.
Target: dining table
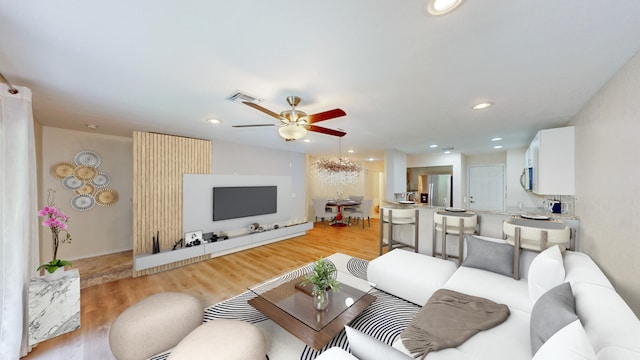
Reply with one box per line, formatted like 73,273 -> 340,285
326,200 -> 361,227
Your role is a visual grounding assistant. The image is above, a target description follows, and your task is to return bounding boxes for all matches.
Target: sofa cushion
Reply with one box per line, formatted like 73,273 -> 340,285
572,282 -> 640,356
528,245 -> 565,303
345,326 -> 412,360
530,282 -> 578,355
532,319 -> 596,360
462,235 -> 514,277
368,249 -> 457,306
443,266 -> 532,313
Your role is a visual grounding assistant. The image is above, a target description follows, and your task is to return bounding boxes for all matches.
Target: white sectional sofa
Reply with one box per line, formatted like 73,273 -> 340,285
317,236 -> 640,360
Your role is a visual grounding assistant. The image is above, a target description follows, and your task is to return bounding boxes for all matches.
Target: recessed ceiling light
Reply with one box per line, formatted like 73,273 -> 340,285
85,124 -> 98,130
348,149 -> 354,153
429,144 -> 439,148
369,157 -> 374,161
491,137 -> 503,141
442,147 -> 454,154
493,145 -> 504,149
427,0 -> 464,16
207,119 -> 221,124
303,139 -> 311,143
472,102 -> 493,110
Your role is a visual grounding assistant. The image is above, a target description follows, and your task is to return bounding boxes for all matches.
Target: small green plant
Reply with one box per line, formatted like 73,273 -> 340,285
37,259 -> 72,274
302,257 -> 340,293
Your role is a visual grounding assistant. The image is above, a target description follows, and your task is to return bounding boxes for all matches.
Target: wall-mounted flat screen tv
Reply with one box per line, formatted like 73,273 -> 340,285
213,186 -> 277,221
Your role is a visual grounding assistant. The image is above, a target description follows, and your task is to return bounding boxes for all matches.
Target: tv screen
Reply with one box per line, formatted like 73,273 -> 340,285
213,186 -> 277,221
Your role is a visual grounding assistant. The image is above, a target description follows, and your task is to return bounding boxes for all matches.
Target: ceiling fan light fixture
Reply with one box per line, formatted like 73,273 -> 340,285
278,123 -> 307,141
427,0 -> 463,16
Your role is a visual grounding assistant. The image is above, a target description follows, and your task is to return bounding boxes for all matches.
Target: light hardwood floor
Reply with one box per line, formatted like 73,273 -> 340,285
25,220 -> 381,360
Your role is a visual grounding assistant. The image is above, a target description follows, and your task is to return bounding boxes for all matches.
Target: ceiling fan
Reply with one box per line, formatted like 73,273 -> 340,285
233,96 -> 347,141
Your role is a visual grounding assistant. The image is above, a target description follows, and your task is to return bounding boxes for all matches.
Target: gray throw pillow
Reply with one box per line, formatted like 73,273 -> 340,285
462,235 -> 514,277
345,326 -> 412,360
530,282 -> 578,355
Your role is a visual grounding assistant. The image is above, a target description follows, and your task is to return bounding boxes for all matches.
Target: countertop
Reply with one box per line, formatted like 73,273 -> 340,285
380,201 -> 580,220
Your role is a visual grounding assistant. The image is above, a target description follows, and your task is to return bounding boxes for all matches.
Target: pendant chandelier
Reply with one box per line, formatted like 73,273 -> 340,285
313,139 -> 362,185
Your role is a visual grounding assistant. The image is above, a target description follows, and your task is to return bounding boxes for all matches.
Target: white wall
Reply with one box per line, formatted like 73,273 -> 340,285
41,127 -> 133,261
571,50 -> 640,316
211,140 -> 306,220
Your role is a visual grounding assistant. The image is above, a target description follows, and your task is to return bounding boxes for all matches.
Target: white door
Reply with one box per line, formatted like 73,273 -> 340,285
468,165 -> 505,211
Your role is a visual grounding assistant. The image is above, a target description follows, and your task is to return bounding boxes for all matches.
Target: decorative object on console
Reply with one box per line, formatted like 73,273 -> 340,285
172,238 -> 184,250
184,230 -> 203,247
49,150 -> 119,211
301,257 -> 340,311
249,223 -> 260,232
37,189 -> 73,280
152,232 -> 160,254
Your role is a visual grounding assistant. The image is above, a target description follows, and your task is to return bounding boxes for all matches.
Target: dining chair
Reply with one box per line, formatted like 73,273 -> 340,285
312,199 -> 335,228
348,200 -> 373,228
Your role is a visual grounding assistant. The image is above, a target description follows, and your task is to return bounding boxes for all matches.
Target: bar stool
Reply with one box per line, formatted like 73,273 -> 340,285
432,210 -> 478,266
503,217 -> 572,280
379,208 -> 419,255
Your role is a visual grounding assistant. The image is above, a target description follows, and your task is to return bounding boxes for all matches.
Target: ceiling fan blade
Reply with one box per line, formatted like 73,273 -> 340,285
308,125 -> 347,137
307,108 -> 346,123
232,124 -> 275,128
243,101 -> 283,120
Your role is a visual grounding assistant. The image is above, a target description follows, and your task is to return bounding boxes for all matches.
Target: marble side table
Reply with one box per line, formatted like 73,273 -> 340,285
28,269 -> 81,345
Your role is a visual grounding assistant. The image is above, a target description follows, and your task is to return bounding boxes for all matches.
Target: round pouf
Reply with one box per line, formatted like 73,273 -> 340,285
168,319 -> 267,360
109,292 -> 203,360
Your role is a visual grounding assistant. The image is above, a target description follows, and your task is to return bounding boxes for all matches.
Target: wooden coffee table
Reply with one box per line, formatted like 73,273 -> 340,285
248,271 -> 376,350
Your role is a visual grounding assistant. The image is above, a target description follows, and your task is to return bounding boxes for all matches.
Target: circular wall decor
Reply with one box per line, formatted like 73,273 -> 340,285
70,194 -> 96,211
73,165 -> 98,181
91,172 -> 111,187
95,188 -> 119,207
74,151 -> 102,167
75,183 -> 96,195
61,175 -> 85,190
50,162 -> 76,180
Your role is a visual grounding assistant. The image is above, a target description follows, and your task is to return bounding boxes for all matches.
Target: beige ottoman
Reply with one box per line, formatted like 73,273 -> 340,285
109,292 -> 203,360
168,319 -> 266,360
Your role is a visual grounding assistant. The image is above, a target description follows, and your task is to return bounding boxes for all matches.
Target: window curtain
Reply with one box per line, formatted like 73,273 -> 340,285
0,83 -> 39,358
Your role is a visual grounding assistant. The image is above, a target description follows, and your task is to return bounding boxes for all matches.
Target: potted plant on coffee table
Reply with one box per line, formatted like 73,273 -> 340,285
301,257 -> 340,310
37,204 -> 73,281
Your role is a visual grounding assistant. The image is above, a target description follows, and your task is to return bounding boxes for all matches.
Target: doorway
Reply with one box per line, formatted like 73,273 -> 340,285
468,165 -> 505,211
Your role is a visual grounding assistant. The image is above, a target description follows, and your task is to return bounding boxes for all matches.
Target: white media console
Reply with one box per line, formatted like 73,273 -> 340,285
134,221 -> 313,271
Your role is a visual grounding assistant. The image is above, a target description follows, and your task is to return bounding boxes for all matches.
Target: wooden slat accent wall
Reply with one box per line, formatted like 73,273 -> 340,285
133,131 -> 212,277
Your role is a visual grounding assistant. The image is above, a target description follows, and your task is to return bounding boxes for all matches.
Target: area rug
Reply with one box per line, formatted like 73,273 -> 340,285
151,253 -> 420,360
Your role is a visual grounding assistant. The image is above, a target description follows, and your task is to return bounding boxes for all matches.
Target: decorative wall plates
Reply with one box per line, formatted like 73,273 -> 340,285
74,151 -> 102,167
70,194 -> 96,211
51,150 -> 118,212
75,183 -> 96,195
91,172 -> 110,187
50,162 -> 76,180
61,175 -> 84,190
95,188 -> 119,207
73,165 -> 98,181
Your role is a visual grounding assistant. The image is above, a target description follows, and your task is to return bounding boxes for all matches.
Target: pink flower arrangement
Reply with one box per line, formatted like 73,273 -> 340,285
38,205 -> 72,262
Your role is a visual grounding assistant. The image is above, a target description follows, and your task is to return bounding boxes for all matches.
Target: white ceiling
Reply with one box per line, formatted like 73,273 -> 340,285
2,1 -> 640,160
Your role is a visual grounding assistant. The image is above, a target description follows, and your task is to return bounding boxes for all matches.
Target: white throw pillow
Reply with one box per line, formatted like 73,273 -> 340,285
532,320 -> 597,360
528,245 -> 565,303
344,326 -> 412,360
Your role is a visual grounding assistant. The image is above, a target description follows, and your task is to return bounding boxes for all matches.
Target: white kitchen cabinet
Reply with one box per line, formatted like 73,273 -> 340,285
526,126 -> 575,195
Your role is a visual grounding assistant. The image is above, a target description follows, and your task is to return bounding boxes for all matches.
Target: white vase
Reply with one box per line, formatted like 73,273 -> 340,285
44,267 -> 65,281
